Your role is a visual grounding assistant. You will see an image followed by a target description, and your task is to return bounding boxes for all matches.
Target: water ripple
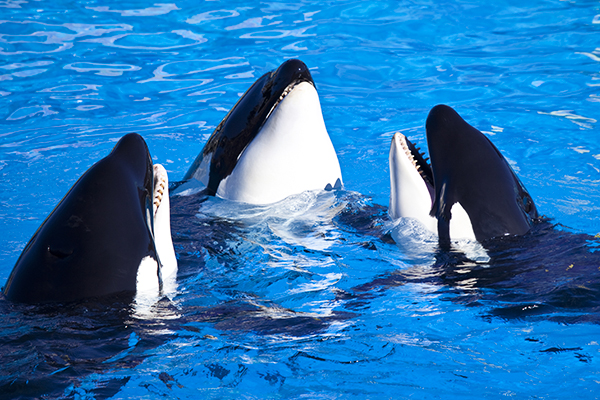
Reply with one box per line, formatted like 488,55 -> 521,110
0,68 -> 46,81
0,20 -> 131,55
538,110 -> 597,129
226,15 -> 282,31
64,62 -> 141,76
186,9 -> 240,24
83,30 -> 206,50
0,0 -> 27,8
139,58 -> 250,83
240,25 -> 316,40
6,105 -> 57,121
86,3 -> 179,17
0,60 -> 53,70
39,84 -> 100,101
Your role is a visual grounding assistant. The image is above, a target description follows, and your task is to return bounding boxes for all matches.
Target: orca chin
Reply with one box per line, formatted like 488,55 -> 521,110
179,58 -> 343,205
3,133 -> 177,303
389,104 -> 538,244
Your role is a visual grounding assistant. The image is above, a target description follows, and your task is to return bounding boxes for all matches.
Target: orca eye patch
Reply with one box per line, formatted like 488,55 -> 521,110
47,246 -> 73,260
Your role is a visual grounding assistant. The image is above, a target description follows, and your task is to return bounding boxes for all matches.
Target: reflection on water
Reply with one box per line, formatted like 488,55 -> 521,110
86,3 -> 179,17
84,30 -> 207,50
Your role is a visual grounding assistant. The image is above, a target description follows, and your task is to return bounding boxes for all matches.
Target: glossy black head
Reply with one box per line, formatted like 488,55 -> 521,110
426,104 -> 538,242
182,58 -> 315,194
3,133 -> 157,303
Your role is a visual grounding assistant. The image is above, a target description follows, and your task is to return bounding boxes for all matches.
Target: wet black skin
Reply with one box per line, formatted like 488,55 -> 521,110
182,58 -> 315,195
3,133 -> 158,303
418,104 -> 538,244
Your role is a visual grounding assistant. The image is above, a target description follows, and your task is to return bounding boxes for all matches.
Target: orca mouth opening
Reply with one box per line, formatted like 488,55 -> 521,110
153,164 -> 168,219
398,135 -> 434,189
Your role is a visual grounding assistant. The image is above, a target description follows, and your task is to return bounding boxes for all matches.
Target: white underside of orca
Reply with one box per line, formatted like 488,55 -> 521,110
215,81 -> 342,205
389,132 -> 476,241
135,164 -> 178,314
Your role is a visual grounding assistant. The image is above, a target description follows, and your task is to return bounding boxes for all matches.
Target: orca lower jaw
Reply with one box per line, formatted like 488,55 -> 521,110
215,80 -> 343,205
135,164 -> 177,305
152,164 -> 177,278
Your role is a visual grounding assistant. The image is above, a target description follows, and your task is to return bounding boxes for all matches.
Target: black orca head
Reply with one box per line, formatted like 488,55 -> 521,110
389,104 -> 538,244
4,133 -> 176,303
181,58 -> 343,204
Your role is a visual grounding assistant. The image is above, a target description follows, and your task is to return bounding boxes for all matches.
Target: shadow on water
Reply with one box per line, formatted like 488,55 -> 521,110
0,284 -> 350,399
0,295 -> 176,400
0,193 -> 355,400
340,216 -> 600,324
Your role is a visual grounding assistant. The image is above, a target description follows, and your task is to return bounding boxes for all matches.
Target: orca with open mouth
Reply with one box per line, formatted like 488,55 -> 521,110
179,58 -> 343,205
389,104 -> 538,245
3,133 -> 177,303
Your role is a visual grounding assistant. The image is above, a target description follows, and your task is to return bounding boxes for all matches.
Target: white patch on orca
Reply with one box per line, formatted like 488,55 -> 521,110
134,255 -> 160,310
216,81 -> 342,205
448,202 -> 476,241
153,164 -> 178,298
388,132 -> 437,232
135,256 -> 160,292
134,255 -> 161,317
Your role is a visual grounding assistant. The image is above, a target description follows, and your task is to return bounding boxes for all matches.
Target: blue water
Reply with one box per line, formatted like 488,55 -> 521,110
1,0 -> 600,398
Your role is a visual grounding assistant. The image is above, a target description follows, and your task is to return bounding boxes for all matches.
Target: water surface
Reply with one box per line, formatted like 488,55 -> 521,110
1,0 -> 599,398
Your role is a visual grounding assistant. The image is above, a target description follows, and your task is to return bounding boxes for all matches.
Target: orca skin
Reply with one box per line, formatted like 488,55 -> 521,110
427,105 -> 538,243
181,58 -> 342,204
389,104 -> 538,244
3,133 -> 165,303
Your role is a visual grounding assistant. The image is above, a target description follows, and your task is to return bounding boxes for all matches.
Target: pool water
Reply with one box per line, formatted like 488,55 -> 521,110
1,0 -> 600,398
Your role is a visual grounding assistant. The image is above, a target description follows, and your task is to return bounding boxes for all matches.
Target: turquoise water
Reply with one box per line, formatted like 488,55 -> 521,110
1,0 -> 600,398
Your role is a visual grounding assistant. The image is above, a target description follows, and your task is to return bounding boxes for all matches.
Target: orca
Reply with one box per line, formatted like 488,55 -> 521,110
389,104 -> 538,244
179,58 -> 343,205
3,133 -> 177,303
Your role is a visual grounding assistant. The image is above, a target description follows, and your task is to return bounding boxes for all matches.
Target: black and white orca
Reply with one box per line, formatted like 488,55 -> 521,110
3,133 -> 177,303
389,104 -> 538,244
179,58 -> 343,204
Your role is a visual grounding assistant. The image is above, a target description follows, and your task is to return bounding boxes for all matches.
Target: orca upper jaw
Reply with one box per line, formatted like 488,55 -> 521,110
181,59 -> 343,205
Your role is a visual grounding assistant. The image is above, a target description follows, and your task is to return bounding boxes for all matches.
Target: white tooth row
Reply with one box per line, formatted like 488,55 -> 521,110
153,165 -> 167,214
398,134 -> 420,171
278,84 -> 293,102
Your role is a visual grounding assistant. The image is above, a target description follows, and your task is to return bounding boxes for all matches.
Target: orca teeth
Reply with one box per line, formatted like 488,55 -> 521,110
153,164 -> 168,217
398,134 -> 419,169
278,85 -> 293,102
397,133 -> 434,187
